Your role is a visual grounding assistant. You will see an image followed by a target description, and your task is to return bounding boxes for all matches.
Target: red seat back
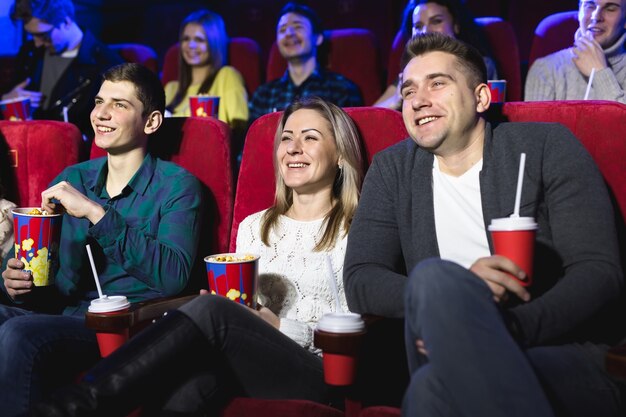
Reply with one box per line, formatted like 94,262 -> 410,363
528,11 -> 579,70
161,37 -> 263,96
230,106 -> 407,251
109,43 -> 159,74
266,29 -> 383,105
90,117 -> 233,254
386,17 -> 522,102
507,1 -> 577,63
0,120 -> 83,207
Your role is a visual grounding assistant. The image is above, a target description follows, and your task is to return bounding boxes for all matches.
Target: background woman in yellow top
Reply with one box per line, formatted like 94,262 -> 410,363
164,9 -> 249,133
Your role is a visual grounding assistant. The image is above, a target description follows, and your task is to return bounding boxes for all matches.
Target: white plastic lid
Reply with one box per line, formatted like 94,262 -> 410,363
488,216 -> 537,231
316,312 -> 365,333
88,295 -> 130,313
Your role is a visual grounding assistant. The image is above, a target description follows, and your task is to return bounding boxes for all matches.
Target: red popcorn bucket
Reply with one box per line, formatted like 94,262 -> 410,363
189,96 -> 220,118
204,253 -> 259,308
487,80 -> 507,104
12,208 -> 62,286
0,97 -> 32,121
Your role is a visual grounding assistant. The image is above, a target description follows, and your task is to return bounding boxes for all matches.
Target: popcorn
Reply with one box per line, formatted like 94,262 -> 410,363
26,208 -> 50,216
209,254 -> 256,263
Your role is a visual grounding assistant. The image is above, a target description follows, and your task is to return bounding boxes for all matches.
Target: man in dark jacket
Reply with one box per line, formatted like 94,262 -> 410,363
344,33 -> 624,417
2,0 -> 123,140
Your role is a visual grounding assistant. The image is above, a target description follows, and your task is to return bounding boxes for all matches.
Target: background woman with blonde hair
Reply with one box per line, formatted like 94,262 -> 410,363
34,97 -> 365,416
164,9 -> 248,132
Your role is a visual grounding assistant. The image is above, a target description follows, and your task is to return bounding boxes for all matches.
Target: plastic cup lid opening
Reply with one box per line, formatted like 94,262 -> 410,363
88,295 -> 130,313
317,312 -> 365,333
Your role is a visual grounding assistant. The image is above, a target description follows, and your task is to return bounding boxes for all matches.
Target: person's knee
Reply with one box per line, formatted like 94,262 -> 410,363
406,259 -> 467,307
179,295 -> 246,328
0,316 -> 36,351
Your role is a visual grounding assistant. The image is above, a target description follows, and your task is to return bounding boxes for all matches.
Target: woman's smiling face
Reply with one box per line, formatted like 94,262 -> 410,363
276,108 -> 339,196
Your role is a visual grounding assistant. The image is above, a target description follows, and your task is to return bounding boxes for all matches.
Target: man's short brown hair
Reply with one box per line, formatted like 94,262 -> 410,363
401,32 -> 488,89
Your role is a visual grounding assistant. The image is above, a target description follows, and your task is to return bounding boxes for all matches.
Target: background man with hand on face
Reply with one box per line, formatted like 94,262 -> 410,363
525,0 -> 626,103
345,33 -> 624,417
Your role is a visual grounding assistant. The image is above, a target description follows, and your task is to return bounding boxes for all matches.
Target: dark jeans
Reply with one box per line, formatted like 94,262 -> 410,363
160,295 -> 327,414
0,305 -> 99,417
402,259 -> 622,417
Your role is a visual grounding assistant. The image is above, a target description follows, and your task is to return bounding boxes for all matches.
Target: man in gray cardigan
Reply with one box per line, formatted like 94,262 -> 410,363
344,33 -> 624,417
525,0 -> 626,103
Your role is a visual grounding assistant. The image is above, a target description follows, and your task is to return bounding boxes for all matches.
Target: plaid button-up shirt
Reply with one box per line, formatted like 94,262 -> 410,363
51,154 -> 203,315
248,68 -> 364,122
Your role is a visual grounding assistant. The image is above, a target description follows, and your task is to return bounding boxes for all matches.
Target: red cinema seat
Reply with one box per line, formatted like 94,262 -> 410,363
109,43 -> 159,74
527,11 -> 579,70
0,120 -> 83,207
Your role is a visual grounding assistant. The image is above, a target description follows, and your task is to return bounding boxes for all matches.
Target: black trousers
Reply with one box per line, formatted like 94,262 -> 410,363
159,295 -> 328,414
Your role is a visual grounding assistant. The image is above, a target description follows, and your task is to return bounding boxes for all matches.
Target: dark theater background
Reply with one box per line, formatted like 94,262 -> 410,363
0,0 -> 578,97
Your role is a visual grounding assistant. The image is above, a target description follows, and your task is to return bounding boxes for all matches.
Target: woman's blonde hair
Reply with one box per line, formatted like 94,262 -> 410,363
260,97 -> 365,251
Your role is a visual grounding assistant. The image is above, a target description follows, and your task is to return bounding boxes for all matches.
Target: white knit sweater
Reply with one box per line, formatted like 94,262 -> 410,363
236,210 -> 349,354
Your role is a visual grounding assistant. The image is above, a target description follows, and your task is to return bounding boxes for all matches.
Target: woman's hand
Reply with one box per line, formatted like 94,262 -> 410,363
198,290 -> 281,329
253,305 -> 280,329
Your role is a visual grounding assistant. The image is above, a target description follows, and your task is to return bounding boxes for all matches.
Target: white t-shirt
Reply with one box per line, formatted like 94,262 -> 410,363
236,210 -> 349,354
432,158 -> 490,268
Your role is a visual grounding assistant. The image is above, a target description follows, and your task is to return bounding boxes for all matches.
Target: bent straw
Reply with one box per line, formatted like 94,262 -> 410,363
324,255 -> 343,313
584,67 -> 596,100
86,244 -> 105,299
512,153 -> 527,218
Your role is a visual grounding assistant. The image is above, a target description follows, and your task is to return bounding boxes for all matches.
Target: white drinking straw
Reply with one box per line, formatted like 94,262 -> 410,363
62,106 -> 69,123
512,153 -> 527,218
86,244 -> 104,299
324,255 -> 343,313
584,68 -> 596,100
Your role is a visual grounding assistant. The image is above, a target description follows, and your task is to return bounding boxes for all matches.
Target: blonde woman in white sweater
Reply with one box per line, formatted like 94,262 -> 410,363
34,96 -> 365,417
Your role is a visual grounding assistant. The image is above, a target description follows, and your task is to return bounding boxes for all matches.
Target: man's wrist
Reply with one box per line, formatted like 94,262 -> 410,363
87,203 -> 106,224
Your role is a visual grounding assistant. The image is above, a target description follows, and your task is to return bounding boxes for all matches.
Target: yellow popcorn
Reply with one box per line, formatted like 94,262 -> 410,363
210,254 -> 256,263
226,288 -> 241,301
21,238 -> 34,252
